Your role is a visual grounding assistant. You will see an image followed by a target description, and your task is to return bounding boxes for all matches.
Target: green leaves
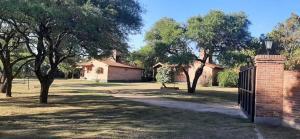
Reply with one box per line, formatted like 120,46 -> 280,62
187,10 -> 251,52
155,65 -> 174,84
217,69 -> 239,87
143,10 -> 251,68
7,0 -> 142,58
269,13 -> 300,70
146,17 -> 184,45
145,18 -> 193,66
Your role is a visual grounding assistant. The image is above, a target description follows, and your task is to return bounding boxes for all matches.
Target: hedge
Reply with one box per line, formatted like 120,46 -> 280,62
217,70 -> 239,87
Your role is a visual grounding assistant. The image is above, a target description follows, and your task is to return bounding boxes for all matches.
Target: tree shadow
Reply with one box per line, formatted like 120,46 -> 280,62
106,88 -> 237,103
0,93 -> 255,139
283,71 -> 300,130
0,80 -> 257,138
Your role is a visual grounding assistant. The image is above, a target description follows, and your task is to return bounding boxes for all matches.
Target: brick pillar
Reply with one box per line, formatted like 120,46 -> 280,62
254,55 -> 286,125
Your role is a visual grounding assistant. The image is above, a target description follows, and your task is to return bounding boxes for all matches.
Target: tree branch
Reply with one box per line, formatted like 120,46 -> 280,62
11,55 -> 35,66
12,59 -> 35,79
9,20 -> 36,56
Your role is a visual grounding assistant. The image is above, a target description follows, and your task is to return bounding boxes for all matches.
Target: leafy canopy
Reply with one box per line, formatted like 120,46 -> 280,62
187,10 -> 252,62
128,45 -> 157,71
145,18 -> 195,66
269,13 -> 300,70
2,0 -> 143,58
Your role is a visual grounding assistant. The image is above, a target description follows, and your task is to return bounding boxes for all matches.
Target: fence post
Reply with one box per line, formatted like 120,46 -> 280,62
254,55 -> 286,125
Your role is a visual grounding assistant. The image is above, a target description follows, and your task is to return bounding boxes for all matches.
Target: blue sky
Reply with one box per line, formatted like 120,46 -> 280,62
128,0 -> 300,51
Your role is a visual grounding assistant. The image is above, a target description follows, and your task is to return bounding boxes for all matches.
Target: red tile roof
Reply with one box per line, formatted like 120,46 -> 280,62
100,59 -> 143,70
77,61 -> 93,66
154,61 -> 223,69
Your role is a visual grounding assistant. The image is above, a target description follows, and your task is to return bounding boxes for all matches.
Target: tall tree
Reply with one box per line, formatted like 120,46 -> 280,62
217,37 -> 262,68
185,10 -> 251,93
145,18 -> 195,92
0,2 -> 34,97
269,13 -> 300,70
146,11 -> 251,93
5,0 -> 142,103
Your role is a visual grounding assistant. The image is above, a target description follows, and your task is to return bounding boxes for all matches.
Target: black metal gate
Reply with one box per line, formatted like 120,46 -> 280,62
238,67 -> 256,122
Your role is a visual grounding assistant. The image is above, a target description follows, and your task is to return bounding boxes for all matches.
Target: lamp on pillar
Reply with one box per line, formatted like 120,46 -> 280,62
265,40 -> 273,55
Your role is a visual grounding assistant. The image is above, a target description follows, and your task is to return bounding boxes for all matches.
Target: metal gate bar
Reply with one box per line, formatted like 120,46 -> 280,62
238,67 -> 256,122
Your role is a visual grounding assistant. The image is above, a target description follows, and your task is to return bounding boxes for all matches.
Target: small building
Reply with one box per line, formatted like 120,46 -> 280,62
78,51 -> 143,82
153,51 -> 224,86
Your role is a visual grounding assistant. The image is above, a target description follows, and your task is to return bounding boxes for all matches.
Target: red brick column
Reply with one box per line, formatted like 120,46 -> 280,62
254,55 -> 285,125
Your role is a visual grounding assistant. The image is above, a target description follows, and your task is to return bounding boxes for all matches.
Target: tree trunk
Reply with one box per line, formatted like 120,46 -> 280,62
64,72 -> 68,79
189,65 -> 205,94
37,69 -> 56,104
71,70 -> 74,79
208,55 -> 213,63
5,76 -> 13,97
162,83 -> 167,88
2,65 -> 13,96
185,50 -> 209,94
1,79 -> 7,94
0,69 -> 7,93
39,80 -> 52,104
182,67 -> 193,93
35,64 -> 56,104
181,61 -> 207,94
3,65 -> 13,97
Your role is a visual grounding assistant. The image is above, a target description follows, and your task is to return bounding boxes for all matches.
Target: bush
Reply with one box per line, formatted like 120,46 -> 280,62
284,48 -> 300,70
217,70 -> 239,87
155,66 -> 174,88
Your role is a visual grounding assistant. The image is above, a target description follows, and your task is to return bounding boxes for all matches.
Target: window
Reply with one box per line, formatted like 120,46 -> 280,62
86,66 -> 92,73
96,67 -> 104,74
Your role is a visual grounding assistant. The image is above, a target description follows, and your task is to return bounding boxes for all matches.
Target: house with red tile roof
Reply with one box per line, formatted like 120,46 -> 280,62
78,51 -> 143,82
153,51 -> 224,86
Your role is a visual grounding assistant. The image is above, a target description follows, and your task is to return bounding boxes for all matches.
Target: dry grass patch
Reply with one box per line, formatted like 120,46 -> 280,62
0,80 -> 257,138
104,82 -> 238,105
0,80 -> 299,138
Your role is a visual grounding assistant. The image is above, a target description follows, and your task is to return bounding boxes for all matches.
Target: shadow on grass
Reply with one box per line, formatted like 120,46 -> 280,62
108,88 -> 238,104
257,124 -> 300,139
195,89 -> 237,102
0,89 -> 110,108
0,91 -> 256,139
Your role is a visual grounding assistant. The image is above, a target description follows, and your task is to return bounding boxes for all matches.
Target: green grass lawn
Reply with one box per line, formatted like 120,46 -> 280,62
0,80 -> 300,138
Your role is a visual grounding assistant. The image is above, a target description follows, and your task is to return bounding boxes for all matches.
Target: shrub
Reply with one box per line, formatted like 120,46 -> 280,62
217,70 -> 239,87
156,66 -> 174,88
284,48 -> 300,70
